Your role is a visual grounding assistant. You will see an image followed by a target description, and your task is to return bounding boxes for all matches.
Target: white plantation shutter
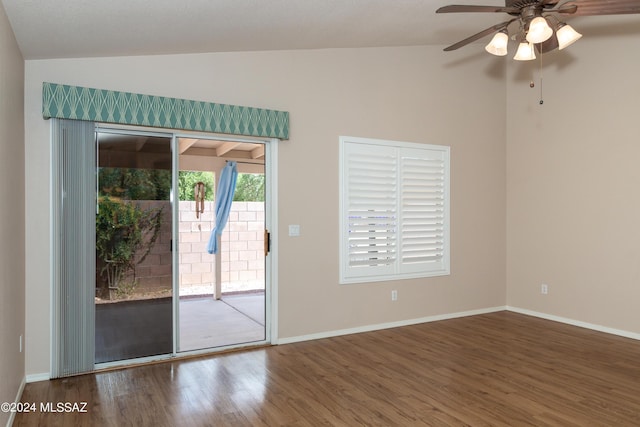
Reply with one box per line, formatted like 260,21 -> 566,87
344,143 -> 397,278
399,149 -> 447,274
340,137 -> 449,284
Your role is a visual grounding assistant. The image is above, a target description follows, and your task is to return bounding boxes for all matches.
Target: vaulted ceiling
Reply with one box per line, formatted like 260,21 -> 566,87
0,0 -> 616,60
2,1 -> 638,61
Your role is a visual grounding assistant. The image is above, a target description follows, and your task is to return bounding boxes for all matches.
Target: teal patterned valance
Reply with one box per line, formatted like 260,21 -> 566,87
42,82 -> 289,140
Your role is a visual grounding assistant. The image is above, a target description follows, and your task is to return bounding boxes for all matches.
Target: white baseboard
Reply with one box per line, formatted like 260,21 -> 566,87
506,306 -> 640,341
6,376 -> 26,427
277,306 -> 507,345
26,306 -> 635,393
278,305 -> 640,346
25,373 -> 50,383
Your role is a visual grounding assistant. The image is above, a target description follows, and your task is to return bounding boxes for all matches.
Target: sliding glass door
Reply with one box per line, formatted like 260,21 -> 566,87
177,141 -> 267,352
52,122 -> 272,374
94,130 -> 173,363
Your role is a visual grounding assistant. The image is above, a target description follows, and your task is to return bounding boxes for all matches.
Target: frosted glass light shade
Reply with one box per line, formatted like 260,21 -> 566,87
526,17 -> 553,43
485,31 -> 509,56
514,42 -> 536,61
557,24 -> 582,49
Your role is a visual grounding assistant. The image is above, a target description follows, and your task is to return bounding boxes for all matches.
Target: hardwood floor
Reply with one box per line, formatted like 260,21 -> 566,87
14,312 -> 640,426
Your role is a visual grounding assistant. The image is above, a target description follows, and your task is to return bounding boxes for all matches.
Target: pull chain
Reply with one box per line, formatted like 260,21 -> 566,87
539,47 -> 544,105
528,45 -> 544,105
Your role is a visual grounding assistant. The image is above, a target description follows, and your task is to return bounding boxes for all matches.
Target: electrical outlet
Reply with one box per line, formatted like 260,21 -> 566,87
391,290 -> 398,301
541,284 -> 548,295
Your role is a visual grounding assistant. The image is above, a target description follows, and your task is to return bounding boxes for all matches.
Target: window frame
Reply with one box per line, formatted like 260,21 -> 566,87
339,136 -> 450,284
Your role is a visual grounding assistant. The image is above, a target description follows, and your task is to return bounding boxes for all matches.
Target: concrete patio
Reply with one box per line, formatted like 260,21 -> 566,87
95,291 -> 265,363
179,292 -> 265,352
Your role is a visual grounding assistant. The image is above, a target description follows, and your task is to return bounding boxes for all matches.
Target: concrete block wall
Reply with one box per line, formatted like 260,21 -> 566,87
179,200 -> 216,293
179,200 -> 265,295
105,200 -> 265,297
222,201 -> 265,291
134,200 -> 172,293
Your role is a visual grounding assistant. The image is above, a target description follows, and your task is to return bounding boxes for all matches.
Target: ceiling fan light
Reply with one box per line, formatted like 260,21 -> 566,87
485,31 -> 509,56
513,42 -> 536,61
556,24 -> 582,50
526,16 -> 553,44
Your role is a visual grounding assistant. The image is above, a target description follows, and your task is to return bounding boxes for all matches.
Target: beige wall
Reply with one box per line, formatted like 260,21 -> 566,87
24,46 -> 507,376
506,16 -> 640,334
0,2 -> 25,424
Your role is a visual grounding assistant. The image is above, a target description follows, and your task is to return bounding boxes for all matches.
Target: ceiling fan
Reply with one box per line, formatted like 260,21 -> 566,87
436,0 -> 640,60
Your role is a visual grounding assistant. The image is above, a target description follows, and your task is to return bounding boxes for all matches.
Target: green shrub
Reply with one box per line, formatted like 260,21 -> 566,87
95,196 -> 163,300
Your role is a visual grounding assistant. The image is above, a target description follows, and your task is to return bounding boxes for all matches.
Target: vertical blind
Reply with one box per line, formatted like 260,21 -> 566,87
51,119 -> 96,377
340,137 -> 450,284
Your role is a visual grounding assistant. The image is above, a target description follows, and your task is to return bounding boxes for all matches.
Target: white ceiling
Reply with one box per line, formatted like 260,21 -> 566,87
2,0 -> 639,60
0,0 -> 509,59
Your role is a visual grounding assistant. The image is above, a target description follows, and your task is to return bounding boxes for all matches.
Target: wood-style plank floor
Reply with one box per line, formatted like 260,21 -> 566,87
14,312 -> 640,426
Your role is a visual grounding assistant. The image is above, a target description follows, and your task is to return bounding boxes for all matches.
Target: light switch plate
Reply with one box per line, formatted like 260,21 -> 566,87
288,224 -> 300,237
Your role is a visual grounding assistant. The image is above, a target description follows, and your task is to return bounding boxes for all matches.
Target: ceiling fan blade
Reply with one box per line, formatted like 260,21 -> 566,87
443,20 -> 515,51
564,0 -> 640,16
554,4 -> 579,13
436,5 -> 520,13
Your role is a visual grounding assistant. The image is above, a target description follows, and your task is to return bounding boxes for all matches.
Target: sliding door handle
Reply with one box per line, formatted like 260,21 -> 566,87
264,230 -> 271,256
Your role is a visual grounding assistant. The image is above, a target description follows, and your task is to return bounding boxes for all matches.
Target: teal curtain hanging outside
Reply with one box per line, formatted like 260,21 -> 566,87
207,161 -> 239,254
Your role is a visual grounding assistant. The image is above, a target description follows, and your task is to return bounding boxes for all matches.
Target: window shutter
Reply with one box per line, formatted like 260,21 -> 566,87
340,136 -> 450,284
399,149 -> 447,274
343,143 -> 397,279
